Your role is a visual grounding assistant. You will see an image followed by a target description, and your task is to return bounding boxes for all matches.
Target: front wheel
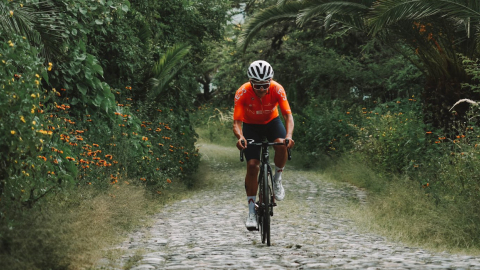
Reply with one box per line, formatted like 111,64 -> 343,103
262,163 -> 270,246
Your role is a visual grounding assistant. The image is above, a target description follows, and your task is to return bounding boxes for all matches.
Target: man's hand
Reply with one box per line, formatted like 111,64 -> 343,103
285,137 -> 295,149
236,137 -> 247,150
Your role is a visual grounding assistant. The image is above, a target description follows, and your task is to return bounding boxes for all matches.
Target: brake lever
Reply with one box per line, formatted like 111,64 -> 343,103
240,139 -> 245,162
285,139 -> 292,160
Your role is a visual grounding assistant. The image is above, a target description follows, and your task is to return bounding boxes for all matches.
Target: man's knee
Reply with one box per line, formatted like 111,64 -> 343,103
246,160 -> 260,174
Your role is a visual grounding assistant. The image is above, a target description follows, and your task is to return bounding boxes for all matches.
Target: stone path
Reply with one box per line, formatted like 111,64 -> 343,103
96,144 -> 480,270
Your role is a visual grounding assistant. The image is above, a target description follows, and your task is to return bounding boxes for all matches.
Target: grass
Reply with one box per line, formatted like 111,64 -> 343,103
0,178 -> 197,270
326,154 -> 480,255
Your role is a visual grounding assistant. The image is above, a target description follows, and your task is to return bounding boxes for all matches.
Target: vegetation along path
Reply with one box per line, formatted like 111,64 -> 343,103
96,143 -> 480,269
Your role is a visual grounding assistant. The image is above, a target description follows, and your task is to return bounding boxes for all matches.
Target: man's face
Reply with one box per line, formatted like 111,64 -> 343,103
250,79 -> 271,98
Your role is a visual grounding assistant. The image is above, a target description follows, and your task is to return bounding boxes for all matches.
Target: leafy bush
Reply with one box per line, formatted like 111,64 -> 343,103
0,34 -> 77,211
192,103 -> 235,146
0,41 -> 201,217
354,98 -> 431,174
294,100 -> 359,163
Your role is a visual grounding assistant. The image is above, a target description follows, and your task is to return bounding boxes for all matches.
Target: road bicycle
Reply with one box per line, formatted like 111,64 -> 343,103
240,138 -> 291,246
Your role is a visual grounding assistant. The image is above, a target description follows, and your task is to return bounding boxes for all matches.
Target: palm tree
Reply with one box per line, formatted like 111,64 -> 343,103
145,43 -> 191,103
239,0 -> 480,132
0,0 -> 65,61
368,0 -> 480,131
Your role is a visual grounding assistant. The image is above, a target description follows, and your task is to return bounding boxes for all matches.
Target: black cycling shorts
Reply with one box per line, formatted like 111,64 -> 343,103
242,117 -> 286,161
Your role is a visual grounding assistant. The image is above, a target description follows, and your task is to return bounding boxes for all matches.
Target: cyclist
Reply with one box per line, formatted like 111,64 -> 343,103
233,60 -> 294,230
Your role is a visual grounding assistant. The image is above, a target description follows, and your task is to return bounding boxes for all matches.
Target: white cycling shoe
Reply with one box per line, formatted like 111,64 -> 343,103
274,178 -> 285,201
245,213 -> 257,230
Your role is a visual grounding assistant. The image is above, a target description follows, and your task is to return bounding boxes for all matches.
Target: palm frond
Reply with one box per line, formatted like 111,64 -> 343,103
0,1 -> 64,60
369,0 -> 480,35
297,1 -> 369,28
147,44 -> 191,100
237,1 -> 307,52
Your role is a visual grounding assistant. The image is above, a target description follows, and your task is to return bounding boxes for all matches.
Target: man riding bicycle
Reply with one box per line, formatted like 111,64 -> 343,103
233,60 -> 295,230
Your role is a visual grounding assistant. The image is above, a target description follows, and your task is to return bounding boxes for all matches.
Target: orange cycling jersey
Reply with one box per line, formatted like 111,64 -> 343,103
234,80 -> 292,125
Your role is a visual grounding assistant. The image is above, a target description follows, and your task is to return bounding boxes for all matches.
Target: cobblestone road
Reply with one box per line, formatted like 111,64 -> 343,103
96,144 -> 480,270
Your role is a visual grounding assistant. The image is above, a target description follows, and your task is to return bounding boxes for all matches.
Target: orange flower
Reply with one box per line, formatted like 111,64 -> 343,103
166,179 -> 172,183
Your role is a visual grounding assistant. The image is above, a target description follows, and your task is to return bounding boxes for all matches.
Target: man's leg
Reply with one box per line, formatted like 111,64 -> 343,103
273,138 -> 287,168
242,122 -> 262,230
267,117 -> 287,201
245,159 -> 260,196
272,140 -> 287,201
245,159 -> 260,230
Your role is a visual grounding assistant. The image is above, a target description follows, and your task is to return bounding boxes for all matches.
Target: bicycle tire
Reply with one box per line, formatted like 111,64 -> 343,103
262,163 -> 271,246
258,165 -> 265,244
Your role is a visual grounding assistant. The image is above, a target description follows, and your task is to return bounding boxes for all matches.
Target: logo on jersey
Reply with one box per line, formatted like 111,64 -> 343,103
234,88 -> 247,105
277,88 -> 287,101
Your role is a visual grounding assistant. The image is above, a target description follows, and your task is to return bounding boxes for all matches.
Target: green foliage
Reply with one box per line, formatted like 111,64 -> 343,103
354,98 -> 429,174
0,0 -> 233,216
192,103 -> 236,146
0,35 -> 77,211
294,100 -> 359,165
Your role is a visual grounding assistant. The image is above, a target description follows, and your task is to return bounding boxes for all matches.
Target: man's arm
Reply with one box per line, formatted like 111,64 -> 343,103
283,113 -> 295,149
233,120 -> 246,150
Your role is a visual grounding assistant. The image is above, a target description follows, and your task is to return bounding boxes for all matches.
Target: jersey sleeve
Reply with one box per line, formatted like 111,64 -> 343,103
233,86 -> 247,121
275,86 -> 292,115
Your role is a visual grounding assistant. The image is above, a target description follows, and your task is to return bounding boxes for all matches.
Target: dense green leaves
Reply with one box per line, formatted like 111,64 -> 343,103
0,0 -> 231,218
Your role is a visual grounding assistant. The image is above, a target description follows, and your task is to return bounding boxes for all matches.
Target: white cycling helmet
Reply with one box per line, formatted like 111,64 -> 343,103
247,60 -> 274,81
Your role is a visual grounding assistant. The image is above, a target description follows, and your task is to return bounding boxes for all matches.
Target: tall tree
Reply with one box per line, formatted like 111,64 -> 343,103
238,0 -> 480,132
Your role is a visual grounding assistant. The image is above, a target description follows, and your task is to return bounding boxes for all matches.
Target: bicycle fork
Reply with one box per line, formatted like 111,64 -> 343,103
267,165 -> 277,216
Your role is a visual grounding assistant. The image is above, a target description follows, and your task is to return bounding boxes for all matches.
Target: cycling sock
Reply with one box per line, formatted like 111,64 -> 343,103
274,166 -> 284,181
247,196 -> 256,214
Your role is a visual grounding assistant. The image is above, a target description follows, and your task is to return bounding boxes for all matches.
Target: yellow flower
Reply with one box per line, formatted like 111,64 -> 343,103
20,116 -> 25,123
35,74 -> 40,78
31,94 -> 36,98
35,80 -> 40,85
32,121 -> 36,125
20,4 -> 23,7
11,130 -> 15,135
9,10 -> 13,17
